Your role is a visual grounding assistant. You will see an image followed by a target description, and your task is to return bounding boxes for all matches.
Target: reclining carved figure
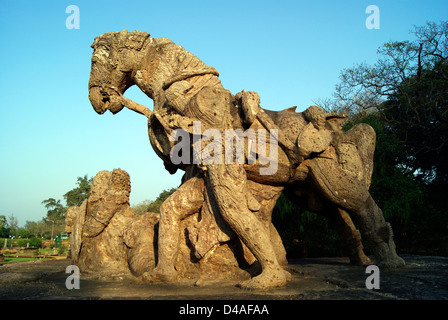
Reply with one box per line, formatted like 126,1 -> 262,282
86,29 -> 405,289
65,169 -> 159,279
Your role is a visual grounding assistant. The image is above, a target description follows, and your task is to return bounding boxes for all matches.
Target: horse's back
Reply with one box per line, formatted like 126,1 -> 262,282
263,107 -> 307,145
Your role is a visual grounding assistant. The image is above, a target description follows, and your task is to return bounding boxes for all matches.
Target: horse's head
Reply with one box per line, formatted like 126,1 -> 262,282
88,29 -> 151,114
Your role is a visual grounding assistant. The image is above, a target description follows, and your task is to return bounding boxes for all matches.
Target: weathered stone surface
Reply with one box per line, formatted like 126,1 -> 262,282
123,212 -> 159,277
66,169 -> 139,279
85,29 -> 405,289
65,169 -> 264,282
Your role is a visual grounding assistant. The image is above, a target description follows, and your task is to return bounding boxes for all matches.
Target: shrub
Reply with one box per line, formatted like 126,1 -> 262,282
16,239 -> 28,247
58,245 -> 66,255
28,237 -> 42,248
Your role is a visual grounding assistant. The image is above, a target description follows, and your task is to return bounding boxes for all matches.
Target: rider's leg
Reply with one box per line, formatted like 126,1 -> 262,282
247,181 -> 288,267
140,176 -> 205,282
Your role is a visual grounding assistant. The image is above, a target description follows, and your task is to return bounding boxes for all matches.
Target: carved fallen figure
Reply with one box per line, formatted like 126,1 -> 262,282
70,29 -> 405,289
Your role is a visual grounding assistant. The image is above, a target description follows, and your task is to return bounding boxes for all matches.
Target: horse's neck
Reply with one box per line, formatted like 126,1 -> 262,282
134,38 -> 222,110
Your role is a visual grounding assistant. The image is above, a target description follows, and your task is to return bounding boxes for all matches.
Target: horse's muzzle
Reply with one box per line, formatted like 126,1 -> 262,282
89,86 -> 124,115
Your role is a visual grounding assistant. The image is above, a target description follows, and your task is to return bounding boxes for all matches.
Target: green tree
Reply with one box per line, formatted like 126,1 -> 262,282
146,188 -> 177,213
7,214 -> 19,235
381,60 -> 448,184
132,188 -> 178,215
28,237 -> 42,248
16,228 -> 31,239
41,198 -> 66,221
40,198 -> 66,239
0,215 -> 11,238
63,175 -> 93,207
333,21 -> 448,186
272,195 -> 340,259
40,175 -> 93,238
24,220 -> 47,238
0,215 -> 6,228
131,199 -> 154,215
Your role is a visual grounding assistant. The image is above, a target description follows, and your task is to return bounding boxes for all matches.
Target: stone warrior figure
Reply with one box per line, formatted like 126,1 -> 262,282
88,30 -> 405,289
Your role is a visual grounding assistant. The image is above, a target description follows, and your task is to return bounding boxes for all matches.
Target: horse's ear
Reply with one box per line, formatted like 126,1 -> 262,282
118,29 -> 129,47
118,29 -> 128,41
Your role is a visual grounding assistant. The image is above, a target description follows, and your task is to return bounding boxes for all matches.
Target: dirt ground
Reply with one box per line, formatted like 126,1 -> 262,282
0,254 -> 447,301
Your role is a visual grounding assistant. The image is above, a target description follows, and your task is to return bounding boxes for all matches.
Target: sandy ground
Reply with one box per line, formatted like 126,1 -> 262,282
1,255 -> 447,301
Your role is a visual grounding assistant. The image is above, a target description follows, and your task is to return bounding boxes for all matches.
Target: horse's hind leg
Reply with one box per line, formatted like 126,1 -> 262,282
284,186 -> 371,266
326,206 -> 372,266
306,144 -> 405,268
348,195 -> 405,268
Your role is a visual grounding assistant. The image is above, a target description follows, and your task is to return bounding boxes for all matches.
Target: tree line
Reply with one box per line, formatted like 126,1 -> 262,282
0,174 -> 175,241
0,175 -> 93,240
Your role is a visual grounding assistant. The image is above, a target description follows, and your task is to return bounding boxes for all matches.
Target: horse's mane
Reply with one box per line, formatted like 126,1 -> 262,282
92,30 -> 218,84
91,29 -> 152,51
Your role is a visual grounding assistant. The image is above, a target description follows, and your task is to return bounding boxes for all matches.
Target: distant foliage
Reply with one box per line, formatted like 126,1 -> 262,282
132,188 -> 178,214
64,175 -> 93,207
147,188 -> 178,213
272,194 -> 340,259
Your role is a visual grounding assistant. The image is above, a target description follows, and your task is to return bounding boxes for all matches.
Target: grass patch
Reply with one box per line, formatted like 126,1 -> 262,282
0,248 -> 68,265
0,257 -> 40,265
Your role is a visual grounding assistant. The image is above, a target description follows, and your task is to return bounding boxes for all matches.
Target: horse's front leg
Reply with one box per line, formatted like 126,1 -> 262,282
206,163 -> 291,289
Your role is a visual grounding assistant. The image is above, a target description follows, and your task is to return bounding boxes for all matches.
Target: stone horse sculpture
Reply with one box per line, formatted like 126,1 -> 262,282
87,29 -> 404,289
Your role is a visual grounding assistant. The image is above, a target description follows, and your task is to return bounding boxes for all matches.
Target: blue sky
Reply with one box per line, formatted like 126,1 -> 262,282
1,0 -> 447,227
